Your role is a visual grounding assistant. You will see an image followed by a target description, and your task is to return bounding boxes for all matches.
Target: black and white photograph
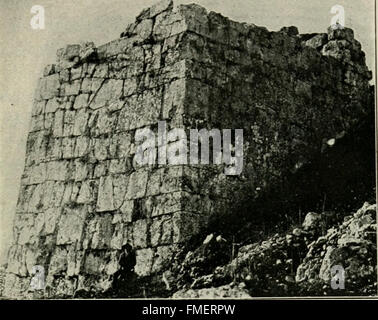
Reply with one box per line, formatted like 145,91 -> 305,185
0,0 -> 377,304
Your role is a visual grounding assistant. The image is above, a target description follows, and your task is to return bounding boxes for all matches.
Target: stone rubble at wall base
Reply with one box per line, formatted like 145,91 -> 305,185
170,202 -> 377,298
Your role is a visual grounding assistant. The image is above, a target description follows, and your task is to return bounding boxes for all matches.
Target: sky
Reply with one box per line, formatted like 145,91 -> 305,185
0,0 -> 376,264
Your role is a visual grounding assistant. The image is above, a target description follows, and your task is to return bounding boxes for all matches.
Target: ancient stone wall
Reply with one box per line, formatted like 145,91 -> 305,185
4,0 -> 373,298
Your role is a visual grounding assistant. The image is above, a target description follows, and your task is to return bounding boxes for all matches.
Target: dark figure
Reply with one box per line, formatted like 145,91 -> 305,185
115,244 -> 136,280
110,244 -> 137,297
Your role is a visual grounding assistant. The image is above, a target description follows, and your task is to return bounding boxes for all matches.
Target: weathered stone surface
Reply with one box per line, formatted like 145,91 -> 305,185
134,248 -> 154,276
79,42 -> 97,62
73,93 -> 89,110
172,212 -> 201,243
150,216 -> 173,246
304,34 -> 327,50
4,0 -> 374,299
96,176 -> 116,212
65,80 -> 82,96
53,110 -> 64,137
117,89 -> 162,131
295,203 -> 376,295
44,208 -> 61,234
83,251 -> 106,275
125,170 -> 148,200
56,206 -> 87,245
31,100 -> 46,116
27,162 -> 46,184
13,214 -> 37,245
327,25 -> 354,41
89,79 -> 123,110
2,273 -> 30,298
48,246 -> 68,275
302,212 -> 322,231
120,200 -> 134,222
134,19 -> 154,42
152,244 -> 177,273
77,180 -> 95,204
110,220 -> 125,249
44,64 -> 56,77
45,98 -> 62,113
173,283 -> 252,299
133,219 -> 148,249
150,0 -> 173,18
87,215 -> 113,249
46,160 -> 71,181
150,192 -> 182,217
73,109 -> 89,136
36,74 -> 60,100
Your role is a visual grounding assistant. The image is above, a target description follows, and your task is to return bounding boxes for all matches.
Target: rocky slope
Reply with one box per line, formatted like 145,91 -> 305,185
169,202 -> 377,297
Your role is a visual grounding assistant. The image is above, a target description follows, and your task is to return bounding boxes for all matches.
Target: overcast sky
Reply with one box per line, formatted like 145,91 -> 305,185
0,0 -> 376,264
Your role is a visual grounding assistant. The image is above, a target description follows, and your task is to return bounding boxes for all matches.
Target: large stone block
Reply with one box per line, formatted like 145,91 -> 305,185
74,136 -> 90,157
28,162 -> 46,185
150,215 -> 173,246
35,74 -> 60,100
132,219 -> 148,249
31,100 -> 46,116
56,205 -> 87,245
91,107 -> 118,136
93,137 -> 109,161
45,98 -> 62,113
46,181 -> 66,208
14,214 -> 37,245
48,246 -> 68,275
110,221 -> 125,249
134,19 -> 154,43
73,93 -> 89,110
120,200 -> 134,222
177,3 -> 210,36
89,79 -> 123,110
3,273 -> 30,298
88,214 -> 114,249
6,245 -> 28,276
96,176 -> 116,212
125,170 -> 149,200
41,207 -> 61,235
53,110 -> 64,137
110,132 -> 133,158
151,244 -> 178,273
46,160 -> 71,181
62,137 -> 75,158
162,79 -> 186,125
117,88 -> 162,131
73,160 -> 90,182
153,10 -> 185,40
112,174 -> 129,209
83,251 -> 106,275
77,180 -> 96,204
149,0 -> 173,18
27,184 -> 44,213
150,191 -> 185,217
172,211 -> 203,243
62,80 -> 81,96
134,248 -> 154,276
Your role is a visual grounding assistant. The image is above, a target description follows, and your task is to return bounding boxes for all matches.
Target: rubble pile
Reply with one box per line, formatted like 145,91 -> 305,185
171,203 -> 377,297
